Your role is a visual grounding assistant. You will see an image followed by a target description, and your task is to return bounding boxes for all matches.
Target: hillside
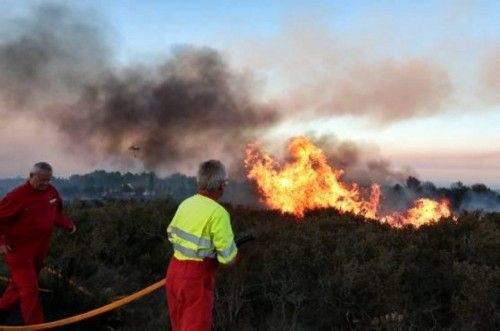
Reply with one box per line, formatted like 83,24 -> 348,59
0,200 -> 497,330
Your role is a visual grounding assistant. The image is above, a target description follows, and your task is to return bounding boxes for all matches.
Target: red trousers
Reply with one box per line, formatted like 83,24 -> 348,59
0,238 -> 49,327
166,257 -> 217,331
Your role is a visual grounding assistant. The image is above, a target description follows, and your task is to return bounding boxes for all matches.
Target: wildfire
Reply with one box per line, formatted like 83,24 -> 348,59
245,136 -> 452,228
380,198 -> 451,228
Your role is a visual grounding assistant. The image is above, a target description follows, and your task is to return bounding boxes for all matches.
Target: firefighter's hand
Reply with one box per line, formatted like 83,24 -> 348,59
69,225 -> 77,234
0,244 -> 11,255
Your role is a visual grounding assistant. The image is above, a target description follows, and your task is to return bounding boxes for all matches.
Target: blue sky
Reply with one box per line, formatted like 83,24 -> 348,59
82,0 -> 500,62
1,1 -> 499,187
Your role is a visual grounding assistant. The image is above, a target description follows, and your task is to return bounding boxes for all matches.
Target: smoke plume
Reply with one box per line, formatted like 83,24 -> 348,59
308,133 -> 414,185
382,178 -> 500,214
479,47 -> 500,103
58,47 -> 278,172
237,21 -> 453,124
322,59 -> 452,123
0,4 -> 278,175
0,4 -> 109,110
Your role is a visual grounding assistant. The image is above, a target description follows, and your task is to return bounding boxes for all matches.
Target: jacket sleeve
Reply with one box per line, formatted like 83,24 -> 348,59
0,191 -> 24,245
54,192 -> 75,231
210,209 -> 238,264
0,191 -> 23,222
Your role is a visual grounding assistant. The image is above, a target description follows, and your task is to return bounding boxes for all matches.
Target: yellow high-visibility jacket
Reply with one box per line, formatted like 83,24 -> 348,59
167,194 -> 238,264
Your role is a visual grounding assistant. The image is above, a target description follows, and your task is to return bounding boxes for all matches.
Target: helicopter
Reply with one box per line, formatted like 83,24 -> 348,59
128,145 -> 141,158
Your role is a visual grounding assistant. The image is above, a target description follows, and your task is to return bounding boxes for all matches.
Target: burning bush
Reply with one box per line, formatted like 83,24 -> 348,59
246,136 -> 452,227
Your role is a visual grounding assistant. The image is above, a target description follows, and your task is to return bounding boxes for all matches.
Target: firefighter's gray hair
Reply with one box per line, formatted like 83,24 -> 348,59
197,160 -> 227,192
30,162 -> 53,175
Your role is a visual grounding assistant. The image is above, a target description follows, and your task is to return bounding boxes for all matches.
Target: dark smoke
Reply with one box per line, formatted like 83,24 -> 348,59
310,134 -> 359,168
381,177 -> 500,213
308,133 -> 414,185
0,4 -> 278,175
57,47 -> 277,172
0,4 -> 109,110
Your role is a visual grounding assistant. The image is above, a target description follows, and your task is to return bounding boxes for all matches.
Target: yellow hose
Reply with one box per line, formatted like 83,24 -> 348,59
0,278 -> 166,330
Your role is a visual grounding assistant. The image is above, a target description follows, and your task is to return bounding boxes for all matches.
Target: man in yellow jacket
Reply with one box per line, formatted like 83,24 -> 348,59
166,160 -> 238,331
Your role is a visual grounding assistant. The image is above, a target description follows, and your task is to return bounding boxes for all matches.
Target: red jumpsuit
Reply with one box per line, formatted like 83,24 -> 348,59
0,182 -> 74,325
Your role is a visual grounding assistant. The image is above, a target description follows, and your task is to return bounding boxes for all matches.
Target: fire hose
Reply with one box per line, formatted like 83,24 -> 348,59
0,278 -> 165,330
0,233 -> 255,330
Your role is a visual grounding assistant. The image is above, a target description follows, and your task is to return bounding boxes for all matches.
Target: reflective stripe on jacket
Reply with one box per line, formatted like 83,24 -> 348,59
167,194 -> 237,264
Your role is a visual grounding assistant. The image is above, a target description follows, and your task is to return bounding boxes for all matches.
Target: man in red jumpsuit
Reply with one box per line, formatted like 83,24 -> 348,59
0,162 -> 76,326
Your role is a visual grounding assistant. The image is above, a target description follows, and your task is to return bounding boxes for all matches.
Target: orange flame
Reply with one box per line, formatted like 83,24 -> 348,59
381,198 -> 451,228
245,136 -> 451,228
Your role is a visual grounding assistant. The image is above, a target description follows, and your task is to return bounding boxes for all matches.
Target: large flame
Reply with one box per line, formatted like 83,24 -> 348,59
245,136 -> 451,228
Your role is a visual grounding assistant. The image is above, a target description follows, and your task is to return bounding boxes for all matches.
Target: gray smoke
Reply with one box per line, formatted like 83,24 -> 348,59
459,194 -> 500,212
237,21 -> 453,124
479,47 -> 500,104
57,47 -> 277,172
0,4 -> 278,175
382,178 -> 500,213
0,4 -> 109,110
308,133 -> 414,186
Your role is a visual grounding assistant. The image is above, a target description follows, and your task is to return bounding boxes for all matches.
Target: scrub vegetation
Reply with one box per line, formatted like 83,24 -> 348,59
0,200 -> 498,330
